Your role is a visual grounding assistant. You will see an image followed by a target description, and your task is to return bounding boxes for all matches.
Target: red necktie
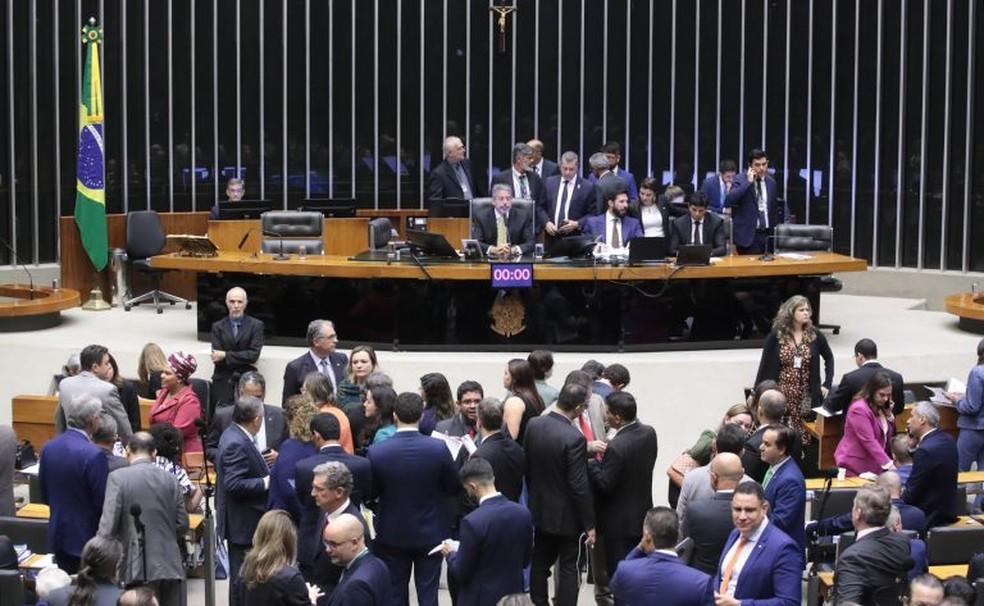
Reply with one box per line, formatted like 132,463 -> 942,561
578,414 -> 602,461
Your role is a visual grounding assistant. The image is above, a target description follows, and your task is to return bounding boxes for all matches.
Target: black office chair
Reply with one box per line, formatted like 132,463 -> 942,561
260,211 -> 324,255
0,517 -> 48,554
774,223 -> 841,334
468,197 -> 536,248
810,489 -> 858,520
926,525 -> 984,565
189,377 -> 212,422
368,217 -> 395,250
124,211 -> 192,314
0,569 -> 26,606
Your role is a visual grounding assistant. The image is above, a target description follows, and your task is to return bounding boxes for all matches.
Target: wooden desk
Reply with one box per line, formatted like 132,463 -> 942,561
16,503 -> 49,519
945,292 -> 984,333
12,395 -> 59,451
949,515 -> 983,528
805,477 -> 870,491
818,565 -> 969,597
958,471 -> 984,484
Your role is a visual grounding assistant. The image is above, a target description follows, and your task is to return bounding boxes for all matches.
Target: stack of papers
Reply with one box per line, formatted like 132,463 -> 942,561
926,377 -> 967,406
431,431 -> 477,460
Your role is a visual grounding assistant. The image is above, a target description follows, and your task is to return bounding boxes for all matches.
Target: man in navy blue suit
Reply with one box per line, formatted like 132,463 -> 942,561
902,402 -> 959,529
528,138 -> 560,180
542,151 -> 595,239
582,190 -> 644,250
712,482 -> 802,606
39,395 -> 109,574
759,424 -> 807,553
588,141 -> 638,201
610,507 -> 713,606
367,392 -> 460,606
440,457 -> 533,606
215,395 -> 271,602
724,149 -> 781,254
808,470 -> 927,539
699,159 -> 738,213
295,414 -> 372,577
324,513 -> 391,606
282,319 -> 348,404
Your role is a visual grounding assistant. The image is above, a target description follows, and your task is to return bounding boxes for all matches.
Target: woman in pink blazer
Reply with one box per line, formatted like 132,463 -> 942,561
834,371 -> 896,476
834,372 -> 895,476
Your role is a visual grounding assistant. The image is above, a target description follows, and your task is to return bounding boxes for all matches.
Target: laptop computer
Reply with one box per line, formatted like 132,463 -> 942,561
406,229 -> 460,258
628,237 -> 669,265
675,244 -> 713,266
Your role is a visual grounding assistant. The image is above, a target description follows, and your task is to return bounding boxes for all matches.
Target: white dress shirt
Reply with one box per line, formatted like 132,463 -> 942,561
640,205 -> 664,237
721,517 -> 770,596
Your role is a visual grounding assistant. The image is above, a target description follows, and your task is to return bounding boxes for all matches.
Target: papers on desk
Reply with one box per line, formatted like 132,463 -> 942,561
23,553 -> 54,569
812,406 -> 841,418
776,253 -> 813,261
926,377 -> 967,406
18,463 -> 39,476
431,431 -> 477,460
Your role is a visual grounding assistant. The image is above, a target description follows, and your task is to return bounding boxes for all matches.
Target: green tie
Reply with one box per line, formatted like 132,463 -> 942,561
763,465 -> 775,488
496,212 -> 508,247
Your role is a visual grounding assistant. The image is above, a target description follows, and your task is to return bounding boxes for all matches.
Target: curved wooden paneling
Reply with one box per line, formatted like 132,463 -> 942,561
0,285 -> 80,317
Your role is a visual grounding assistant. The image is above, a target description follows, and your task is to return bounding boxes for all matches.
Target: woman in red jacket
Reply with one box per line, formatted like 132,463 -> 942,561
150,352 -> 203,454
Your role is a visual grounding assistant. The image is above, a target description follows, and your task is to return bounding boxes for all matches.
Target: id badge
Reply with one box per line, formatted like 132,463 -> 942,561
793,355 -> 803,369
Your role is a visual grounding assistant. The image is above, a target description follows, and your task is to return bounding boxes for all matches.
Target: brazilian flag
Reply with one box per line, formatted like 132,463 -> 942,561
75,19 -> 107,271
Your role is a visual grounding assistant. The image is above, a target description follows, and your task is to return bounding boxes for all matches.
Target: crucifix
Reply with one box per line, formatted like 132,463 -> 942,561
490,4 -> 517,54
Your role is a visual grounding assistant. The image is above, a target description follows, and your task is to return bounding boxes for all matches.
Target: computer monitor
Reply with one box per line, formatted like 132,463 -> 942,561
300,198 -> 358,218
217,200 -> 275,220
428,198 -> 470,218
545,235 -> 597,259
406,229 -> 460,258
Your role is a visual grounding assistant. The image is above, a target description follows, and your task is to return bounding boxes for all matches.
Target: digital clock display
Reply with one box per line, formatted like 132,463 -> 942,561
490,263 -> 534,288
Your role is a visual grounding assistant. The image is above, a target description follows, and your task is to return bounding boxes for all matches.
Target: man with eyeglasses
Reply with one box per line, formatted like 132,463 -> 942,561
306,461 -> 368,603
282,319 -> 348,405
324,513 -> 390,606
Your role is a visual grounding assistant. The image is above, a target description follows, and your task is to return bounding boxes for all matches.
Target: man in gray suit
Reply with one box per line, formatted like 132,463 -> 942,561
98,432 -> 188,606
0,424 -> 15,516
56,344 -> 133,440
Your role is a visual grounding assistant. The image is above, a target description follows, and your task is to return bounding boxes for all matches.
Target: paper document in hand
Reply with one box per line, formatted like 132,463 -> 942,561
926,386 -> 952,406
946,377 -> 967,393
431,431 -> 464,459
428,539 -> 460,555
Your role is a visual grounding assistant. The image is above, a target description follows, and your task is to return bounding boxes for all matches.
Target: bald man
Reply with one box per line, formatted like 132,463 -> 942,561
680,453 -> 745,575
527,139 -> 560,179
210,287 -> 265,408
324,514 -> 391,606
428,136 -> 479,201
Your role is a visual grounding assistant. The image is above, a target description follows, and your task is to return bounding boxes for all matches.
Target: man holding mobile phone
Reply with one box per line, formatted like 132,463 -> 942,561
724,149 -> 781,254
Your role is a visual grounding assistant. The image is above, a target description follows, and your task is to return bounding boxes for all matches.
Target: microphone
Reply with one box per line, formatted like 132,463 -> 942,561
129,503 -> 144,531
0,235 -> 35,300
237,227 -> 259,250
819,467 -> 840,479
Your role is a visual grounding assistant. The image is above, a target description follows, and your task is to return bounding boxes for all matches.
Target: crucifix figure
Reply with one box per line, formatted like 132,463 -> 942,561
490,4 -> 517,54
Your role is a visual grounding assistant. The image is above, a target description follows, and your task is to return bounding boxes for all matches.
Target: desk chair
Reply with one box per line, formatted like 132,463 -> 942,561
774,223 -> 841,334
123,211 -> 192,314
260,211 -> 324,255
368,217 -> 394,250
468,197 -> 535,248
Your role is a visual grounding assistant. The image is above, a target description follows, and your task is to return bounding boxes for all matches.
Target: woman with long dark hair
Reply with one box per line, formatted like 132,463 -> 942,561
335,345 -> 379,413
502,359 -> 545,443
361,384 -> 398,447
418,373 -> 455,436
46,536 -> 123,606
106,353 -> 141,433
834,371 -> 896,476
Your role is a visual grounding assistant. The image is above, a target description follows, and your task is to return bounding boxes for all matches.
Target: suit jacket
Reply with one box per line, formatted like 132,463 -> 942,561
471,205 -> 536,255
590,171 -> 629,215
216,424 -> 270,546
39,429 -> 109,558
582,213 -> 644,246
724,173 -> 781,248
668,212 -> 728,257
589,167 -> 638,202
448,495 -> 533,606
210,314 -> 265,407
588,421 -> 658,539
490,168 -> 548,229
233,565 -> 310,606
435,413 -> 477,439
473,431 -> 525,504
628,201 -> 672,238
0,425 -> 15,517
699,174 -> 731,213
282,350 -> 348,405
824,361 -> 905,416
763,458 -> 807,552
429,158 -> 480,201
523,411 -> 595,537
150,385 -> 204,454
56,371 -> 133,439
309,502 -> 370,599
534,158 -> 560,180
267,438 -> 317,522
98,459 -> 188,583
902,429 -> 959,528
325,551 -> 391,606
206,404 -> 288,463
681,491 -> 735,575
295,446 -> 373,565
368,430 -> 460,549
46,583 -> 123,606
834,399 -> 894,476
611,549 -> 713,606
712,523 -> 802,606
831,527 -> 911,604
741,427 -> 803,484
542,175 -> 594,225
815,498 -> 927,539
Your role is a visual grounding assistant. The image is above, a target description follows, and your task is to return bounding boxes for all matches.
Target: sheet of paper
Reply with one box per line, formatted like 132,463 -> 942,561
776,252 -> 812,261
430,431 -> 463,460
812,406 -> 840,418
925,386 -> 955,406
427,539 -> 460,556
946,377 -> 967,394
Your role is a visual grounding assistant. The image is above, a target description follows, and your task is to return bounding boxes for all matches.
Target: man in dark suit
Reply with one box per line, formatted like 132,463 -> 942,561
324,513 -> 392,606
208,177 -> 246,220
528,138 -> 560,180
524,383 -> 596,606
542,151 -> 594,238
282,319 -> 348,404
809,471 -> 928,542
210,287 -> 265,409
699,159 -> 738,213
588,142 -> 638,201
903,402 -> 959,528
306,462 -> 369,602
435,380 -> 483,440
367,392 -> 460,606
490,142 -> 549,229
473,397 -> 525,503
741,390 -> 802,483
428,135 -> 479,201
681,453 -> 745,576
582,189 -> 644,249
712,482 -> 802,606
831,486 -> 912,604
759,424 -> 807,553
440,457 -> 533,606
668,191 -> 728,257
39,395 -> 109,574
824,338 -> 906,415
206,371 -> 288,464
296,414 -> 372,575
724,148 -> 782,254
215,396 -> 270,601
588,391 -> 658,578
92,414 -> 129,472
472,183 -> 536,256
588,151 -> 628,216
610,507 -> 713,606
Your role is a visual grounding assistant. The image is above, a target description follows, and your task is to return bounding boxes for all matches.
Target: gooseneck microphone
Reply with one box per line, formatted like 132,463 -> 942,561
0,235 -> 35,300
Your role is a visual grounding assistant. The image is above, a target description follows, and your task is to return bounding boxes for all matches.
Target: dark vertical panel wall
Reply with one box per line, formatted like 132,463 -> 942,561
0,0 -> 982,271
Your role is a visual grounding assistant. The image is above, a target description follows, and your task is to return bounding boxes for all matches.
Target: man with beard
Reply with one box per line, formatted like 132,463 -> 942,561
582,189 -> 643,251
